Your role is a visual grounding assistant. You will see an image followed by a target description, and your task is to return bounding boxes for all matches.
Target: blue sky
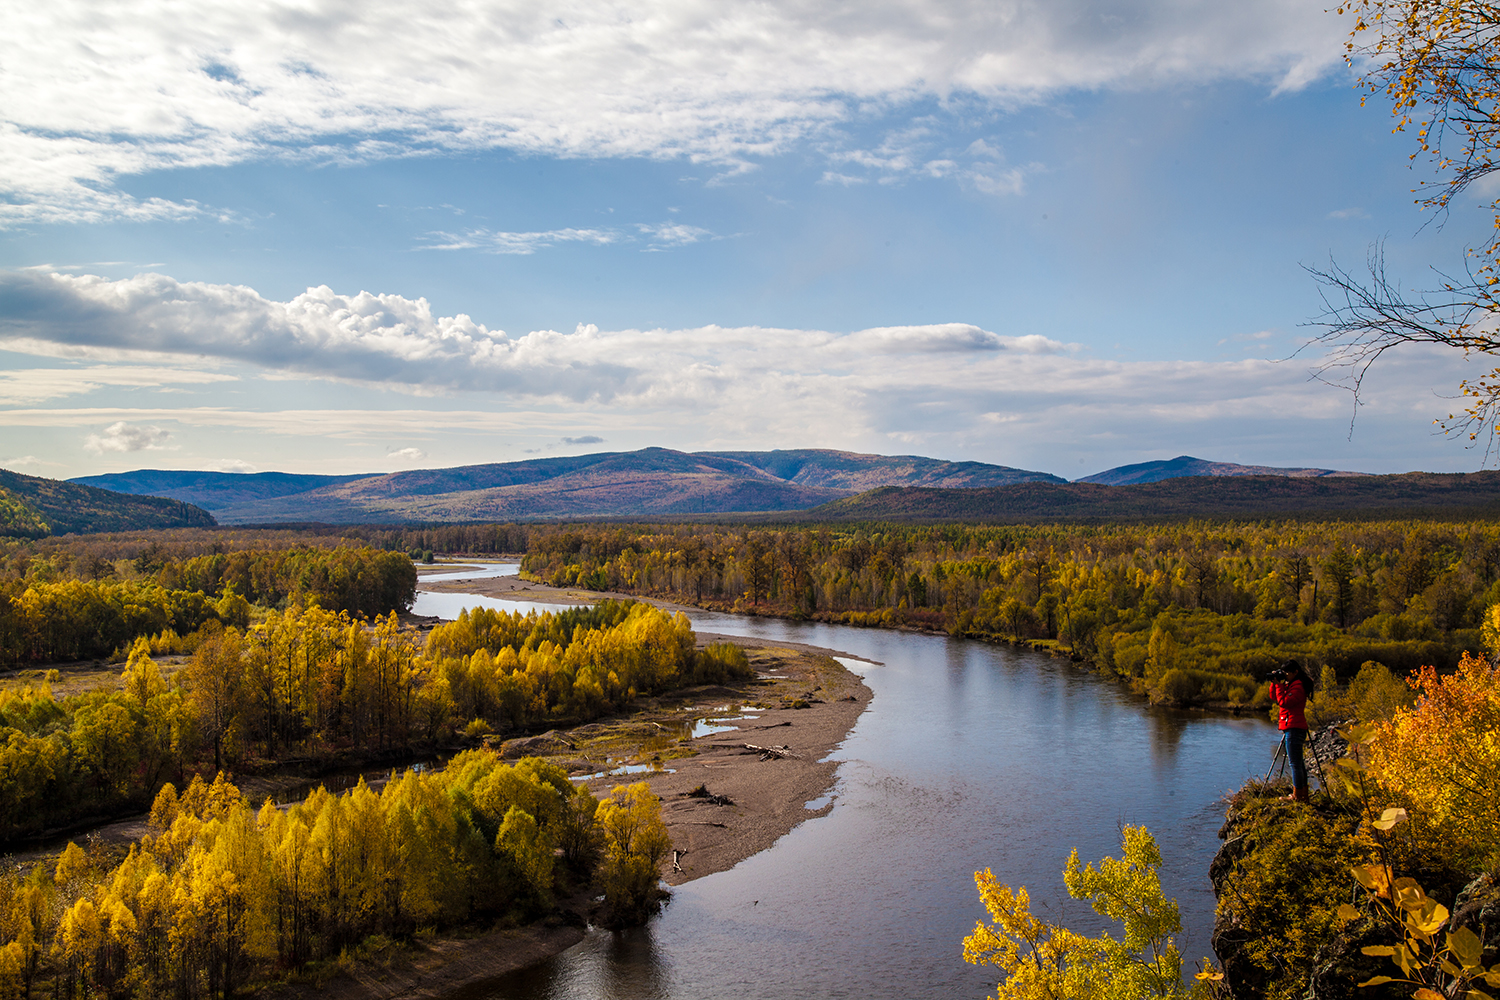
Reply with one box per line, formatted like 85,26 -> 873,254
0,0 -> 1490,481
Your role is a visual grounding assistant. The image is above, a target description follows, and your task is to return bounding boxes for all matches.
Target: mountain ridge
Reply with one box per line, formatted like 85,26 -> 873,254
1,468 -> 217,537
1077,455 -> 1371,486
72,448 -> 1066,523
807,472 -> 1500,522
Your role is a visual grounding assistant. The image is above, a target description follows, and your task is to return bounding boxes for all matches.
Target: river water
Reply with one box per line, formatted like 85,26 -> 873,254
414,565 -> 1276,1000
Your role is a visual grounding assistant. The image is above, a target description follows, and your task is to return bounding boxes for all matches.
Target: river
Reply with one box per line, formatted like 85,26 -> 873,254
414,565 -> 1275,1000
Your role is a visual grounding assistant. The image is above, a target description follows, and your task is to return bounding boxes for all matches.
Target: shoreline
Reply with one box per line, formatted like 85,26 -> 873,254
419,569 -> 1272,716
278,571 -> 874,999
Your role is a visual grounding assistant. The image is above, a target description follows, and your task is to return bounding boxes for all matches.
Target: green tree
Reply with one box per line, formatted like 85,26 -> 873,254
1323,546 -> 1357,629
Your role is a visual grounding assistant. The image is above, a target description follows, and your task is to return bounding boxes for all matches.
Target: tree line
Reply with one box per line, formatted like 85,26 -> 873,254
518,520 -> 1500,707
0,546 -> 414,667
0,523 -> 527,586
0,600 -> 746,843
0,761 -> 669,999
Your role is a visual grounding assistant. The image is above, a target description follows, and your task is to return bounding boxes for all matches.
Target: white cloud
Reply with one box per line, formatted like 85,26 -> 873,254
1,455 -> 43,468
0,364 -> 236,404
1,0 -> 1350,224
417,228 -> 619,255
3,269 -> 1477,474
387,447 -> 427,461
0,272 -> 1078,402
206,458 -> 258,473
84,421 -> 174,453
637,223 -> 714,249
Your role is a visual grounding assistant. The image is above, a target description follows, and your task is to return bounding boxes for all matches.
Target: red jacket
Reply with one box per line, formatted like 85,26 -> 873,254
1270,677 -> 1308,731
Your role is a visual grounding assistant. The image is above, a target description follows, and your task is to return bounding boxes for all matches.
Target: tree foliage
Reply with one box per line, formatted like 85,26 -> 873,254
519,520 -> 1500,707
1365,651 -> 1500,867
0,594 -> 740,846
0,761 -> 669,998
964,826 -> 1211,1000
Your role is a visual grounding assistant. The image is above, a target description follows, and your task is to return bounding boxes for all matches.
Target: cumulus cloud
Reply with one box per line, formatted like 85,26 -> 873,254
2,269 -> 1475,474
207,458 -> 257,473
0,271 -> 1067,402
387,447 -> 427,461
1,0 -> 1350,224
84,421 -> 174,453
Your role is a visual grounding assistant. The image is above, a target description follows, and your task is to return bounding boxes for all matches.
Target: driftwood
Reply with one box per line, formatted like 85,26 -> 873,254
743,743 -> 800,761
708,741 -> 801,760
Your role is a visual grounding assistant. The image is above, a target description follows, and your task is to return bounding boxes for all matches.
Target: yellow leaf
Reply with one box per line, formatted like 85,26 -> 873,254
1363,945 -> 1397,956
1414,990 -> 1444,1000
1408,903 -> 1450,936
1451,926 -> 1483,969
1354,864 -> 1393,896
1337,903 -> 1360,922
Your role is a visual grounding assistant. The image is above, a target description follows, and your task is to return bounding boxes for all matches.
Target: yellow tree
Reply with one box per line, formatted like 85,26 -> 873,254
595,782 -> 671,926
189,627 -> 246,773
964,826 -> 1213,1000
1365,651 -> 1500,866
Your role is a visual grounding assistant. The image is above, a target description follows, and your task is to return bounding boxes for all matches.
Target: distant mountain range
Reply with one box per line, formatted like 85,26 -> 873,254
807,472 -> 1500,522
1076,455 -> 1370,486
7,449 -> 1489,531
1,468 -> 216,537
72,448 -> 1067,524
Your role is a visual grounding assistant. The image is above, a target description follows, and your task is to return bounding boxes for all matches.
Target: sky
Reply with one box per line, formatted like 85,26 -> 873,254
0,0 -> 1493,483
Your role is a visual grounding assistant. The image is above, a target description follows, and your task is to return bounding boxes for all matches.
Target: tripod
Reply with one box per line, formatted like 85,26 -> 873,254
1265,729 -> 1328,791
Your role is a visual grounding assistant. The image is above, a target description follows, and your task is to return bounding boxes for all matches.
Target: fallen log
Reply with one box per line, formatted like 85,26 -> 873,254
743,743 -> 800,760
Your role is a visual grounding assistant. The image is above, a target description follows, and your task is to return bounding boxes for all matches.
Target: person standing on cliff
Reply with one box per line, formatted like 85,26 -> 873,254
1269,659 -> 1313,803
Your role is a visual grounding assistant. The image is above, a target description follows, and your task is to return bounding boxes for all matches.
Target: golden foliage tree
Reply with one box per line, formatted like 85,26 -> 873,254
1365,651 -> 1500,866
964,826 -> 1213,1000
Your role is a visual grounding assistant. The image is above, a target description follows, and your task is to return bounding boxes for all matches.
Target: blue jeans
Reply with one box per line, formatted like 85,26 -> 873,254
1284,727 -> 1308,790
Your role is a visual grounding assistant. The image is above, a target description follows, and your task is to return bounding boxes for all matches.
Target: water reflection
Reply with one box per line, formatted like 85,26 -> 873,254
415,584 -> 1274,999
457,927 -> 673,1000
416,561 -> 521,583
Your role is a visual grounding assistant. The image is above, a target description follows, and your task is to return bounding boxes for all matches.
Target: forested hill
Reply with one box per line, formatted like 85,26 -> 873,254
71,469 -> 368,508
1077,455 -> 1370,485
808,472 -> 1500,521
0,468 -> 217,537
70,448 -> 1065,523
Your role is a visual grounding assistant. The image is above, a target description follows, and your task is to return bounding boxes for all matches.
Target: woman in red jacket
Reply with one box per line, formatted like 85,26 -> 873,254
1269,659 -> 1314,802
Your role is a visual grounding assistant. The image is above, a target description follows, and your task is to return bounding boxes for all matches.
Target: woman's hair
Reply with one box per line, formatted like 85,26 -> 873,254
1283,658 -> 1316,693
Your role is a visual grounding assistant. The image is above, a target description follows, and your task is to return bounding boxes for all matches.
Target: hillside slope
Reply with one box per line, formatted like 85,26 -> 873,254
809,472 -> 1500,521
74,448 -> 1064,523
70,470 -> 368,510
1077,455 -> 1370,486
0,468 -> 217,536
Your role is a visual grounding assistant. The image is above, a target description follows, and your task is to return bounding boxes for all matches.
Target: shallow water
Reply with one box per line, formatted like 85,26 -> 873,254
419,574 -> 1277,999
415,561 -> 522,583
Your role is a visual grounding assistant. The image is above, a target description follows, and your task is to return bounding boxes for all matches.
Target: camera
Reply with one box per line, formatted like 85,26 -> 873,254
1267,662 -> 1299,682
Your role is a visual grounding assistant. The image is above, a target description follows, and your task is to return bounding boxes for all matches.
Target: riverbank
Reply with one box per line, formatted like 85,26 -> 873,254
417,569 -> 1248,710
266,578 -> 871,999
